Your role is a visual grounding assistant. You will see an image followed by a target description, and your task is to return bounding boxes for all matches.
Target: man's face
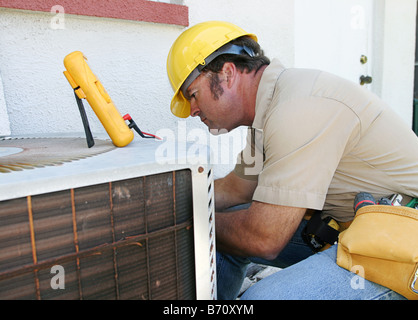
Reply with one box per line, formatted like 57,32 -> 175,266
185,67 -> 242,134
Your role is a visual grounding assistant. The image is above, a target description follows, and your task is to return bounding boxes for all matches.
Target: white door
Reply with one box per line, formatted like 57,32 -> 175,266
295,0 -> 373,88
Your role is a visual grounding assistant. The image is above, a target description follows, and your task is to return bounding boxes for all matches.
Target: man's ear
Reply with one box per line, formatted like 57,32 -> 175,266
221,62 -> 237,89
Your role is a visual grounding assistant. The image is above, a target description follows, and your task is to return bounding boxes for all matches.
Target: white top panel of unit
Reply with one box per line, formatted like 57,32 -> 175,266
0,135 -> 211,201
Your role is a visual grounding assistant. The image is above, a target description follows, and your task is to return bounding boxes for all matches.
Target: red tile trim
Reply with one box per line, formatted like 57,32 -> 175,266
0,0 -> 189,26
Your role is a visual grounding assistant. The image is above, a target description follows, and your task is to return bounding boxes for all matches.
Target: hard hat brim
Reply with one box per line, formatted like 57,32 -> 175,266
171,90 -> 190,118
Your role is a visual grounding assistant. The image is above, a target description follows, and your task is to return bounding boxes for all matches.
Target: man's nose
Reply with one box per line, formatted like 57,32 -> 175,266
190,101 -> 200,117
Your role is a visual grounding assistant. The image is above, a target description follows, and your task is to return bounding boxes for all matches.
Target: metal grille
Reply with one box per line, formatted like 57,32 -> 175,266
0,169 -> 196,300
0,138 -> 115,173
207,169 -> 217,298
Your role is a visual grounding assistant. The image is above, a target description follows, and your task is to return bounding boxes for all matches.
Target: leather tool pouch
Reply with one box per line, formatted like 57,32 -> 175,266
337,205 -> 418,300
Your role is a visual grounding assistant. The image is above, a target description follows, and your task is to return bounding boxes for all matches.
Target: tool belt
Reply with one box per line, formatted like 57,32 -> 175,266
302,211 -> 340,252
337,204 -> 418,300
302,195 -> 418,299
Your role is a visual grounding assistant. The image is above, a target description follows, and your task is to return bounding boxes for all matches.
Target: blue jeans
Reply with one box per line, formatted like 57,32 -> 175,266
216,219 -> 406,300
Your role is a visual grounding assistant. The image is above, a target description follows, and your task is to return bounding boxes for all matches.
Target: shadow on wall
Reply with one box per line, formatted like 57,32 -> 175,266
0,73 -> 11,136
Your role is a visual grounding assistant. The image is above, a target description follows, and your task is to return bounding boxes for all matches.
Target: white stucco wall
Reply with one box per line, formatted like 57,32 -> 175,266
0,1 -> 294,178
0,8 -> 182,137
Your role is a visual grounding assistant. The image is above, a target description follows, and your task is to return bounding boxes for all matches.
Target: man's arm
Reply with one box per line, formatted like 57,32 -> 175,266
215,201 -> 306,260
214,171 -> 257,211
214,171 -> 307,260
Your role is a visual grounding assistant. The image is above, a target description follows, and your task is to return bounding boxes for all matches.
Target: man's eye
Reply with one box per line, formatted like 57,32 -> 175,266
186,92 -> 196,101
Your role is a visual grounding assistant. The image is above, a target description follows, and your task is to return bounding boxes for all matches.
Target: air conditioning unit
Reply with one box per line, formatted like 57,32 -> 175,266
0,136 -> 216,300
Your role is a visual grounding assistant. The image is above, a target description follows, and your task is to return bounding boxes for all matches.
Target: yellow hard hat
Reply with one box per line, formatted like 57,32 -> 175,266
166,21 -> 257,118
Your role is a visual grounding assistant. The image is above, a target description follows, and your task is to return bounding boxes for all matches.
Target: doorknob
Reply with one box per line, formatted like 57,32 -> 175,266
360,75 -> 372,85
360,55 -> 368,64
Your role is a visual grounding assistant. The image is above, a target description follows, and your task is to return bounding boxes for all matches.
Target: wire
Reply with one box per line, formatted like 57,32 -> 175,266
141,132 -> 162,140
123,113 -> 162,140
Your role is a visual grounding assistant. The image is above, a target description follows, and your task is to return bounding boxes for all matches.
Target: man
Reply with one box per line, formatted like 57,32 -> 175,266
166,21 -> 418,299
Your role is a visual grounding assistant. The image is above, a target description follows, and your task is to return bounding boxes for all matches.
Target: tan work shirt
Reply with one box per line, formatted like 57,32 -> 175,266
234,59 -> 418,222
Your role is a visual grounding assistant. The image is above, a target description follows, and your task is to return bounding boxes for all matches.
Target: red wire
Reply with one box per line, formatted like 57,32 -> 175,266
142,132 -> 162,140
123,114 -> 161,140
